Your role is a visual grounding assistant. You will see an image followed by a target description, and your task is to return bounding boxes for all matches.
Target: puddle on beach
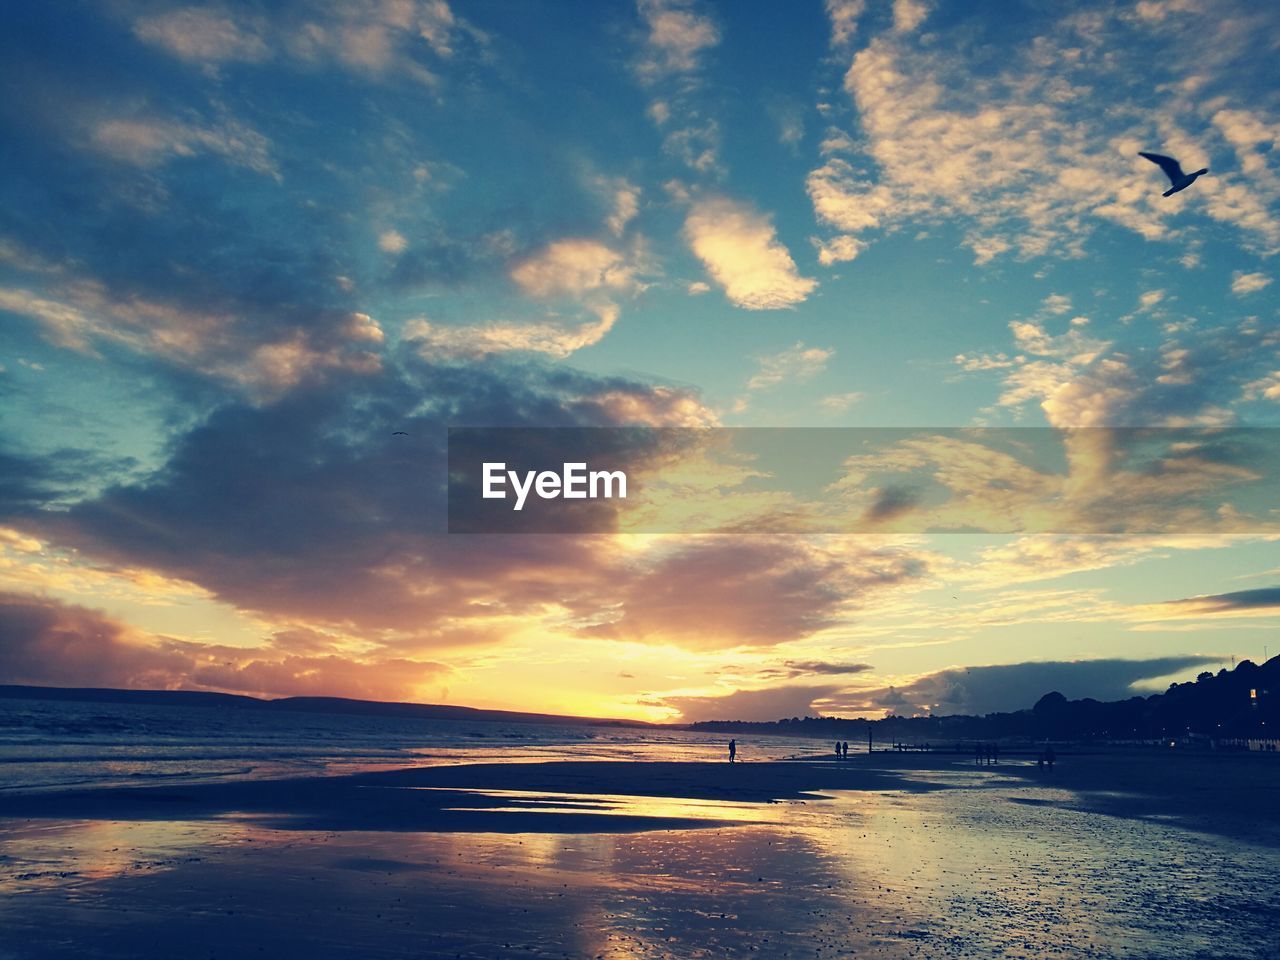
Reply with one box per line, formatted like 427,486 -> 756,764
2,772 -> 1278,958
414,785 -> 790,825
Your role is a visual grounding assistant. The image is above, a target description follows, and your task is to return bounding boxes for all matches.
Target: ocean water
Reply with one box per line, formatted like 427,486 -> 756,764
0,696 -> 823,794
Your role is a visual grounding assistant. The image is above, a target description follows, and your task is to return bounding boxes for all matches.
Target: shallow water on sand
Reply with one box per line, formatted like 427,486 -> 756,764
0,697 -> 825,793
2,764 -> 1276,959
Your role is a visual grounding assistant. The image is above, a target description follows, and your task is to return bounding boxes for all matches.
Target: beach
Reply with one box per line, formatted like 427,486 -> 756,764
3,749 -> 1279,959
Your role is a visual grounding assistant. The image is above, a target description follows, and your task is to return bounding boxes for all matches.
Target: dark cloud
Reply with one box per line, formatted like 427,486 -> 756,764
750,660 -> 875,681
1161,587 -> 1280,612
10,356 -> 917,652
863,484 -> 920,524
664,656 -> 1222,722
837,656 -> 1221,717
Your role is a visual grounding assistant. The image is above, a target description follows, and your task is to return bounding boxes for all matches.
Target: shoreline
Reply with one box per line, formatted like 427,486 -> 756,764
2,750 -> 1277,843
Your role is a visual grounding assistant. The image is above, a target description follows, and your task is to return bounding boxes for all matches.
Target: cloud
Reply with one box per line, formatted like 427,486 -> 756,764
825,0 -> 867,47
599,178 -> 641,237
684,198 -> 817,309
7,358 -> 733,648
632,1 -> 723,172
820,391 -> 864,412
582,537 -> 927,651
0,283 -> 384,399
131,1 -> 487,86
892,0 -> 932,33
659,655 -> 1219,721
1231,271 -> 1272,295
510,239 -> 639,299
634,0 -> 720,79
809,6 -> 1280,264
133,8 -> 270,66
959,289 -> 1280,429
91,115 -> 278,177
813,234 -> 866,266
777,660 -> 875,678
662,683 -> 841,722
1151,586 -> 1280,616
748,342 -> 834,390
1243,372 -> 1280,402
378,229 -> 408,254
841,656 -> 1219,717
403,305 -> 619,360
0,591 -> 450,701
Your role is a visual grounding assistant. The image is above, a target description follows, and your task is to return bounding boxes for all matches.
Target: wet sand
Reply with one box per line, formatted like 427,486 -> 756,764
2,751 -> 1278,958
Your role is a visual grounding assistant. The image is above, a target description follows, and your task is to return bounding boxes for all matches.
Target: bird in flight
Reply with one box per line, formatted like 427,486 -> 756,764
392,431 -> 408,436
1139,152 -> 1209,197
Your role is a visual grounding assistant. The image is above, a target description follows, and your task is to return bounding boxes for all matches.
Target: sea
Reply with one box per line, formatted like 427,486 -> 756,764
0,695 -> 828,794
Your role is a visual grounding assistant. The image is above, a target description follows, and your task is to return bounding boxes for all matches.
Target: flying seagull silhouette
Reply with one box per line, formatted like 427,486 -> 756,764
392,431 -> 408,436
1139,152 -> 1208,197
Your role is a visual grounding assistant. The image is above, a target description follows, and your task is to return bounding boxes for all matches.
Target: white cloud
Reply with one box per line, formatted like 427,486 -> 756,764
954,352 -> 1022,371
684,197 -> 817,310
1231,271 -> 1272,295
748,342 -> 834,391
687,281 -> 711,295
892,0 -> 932,33
814,234 -> 866,266
133,8 -> 269,66
633,1 -> 723,173
92,116 -> 277,177
133,2 -> 485,87
1042,293 -> 1073,315
1243,372 -> 1280,402
510,239 -> 639,299
820,391 -> 864,412
825,0 -> 867,47
0,284 -> 382,397
634,0 -> 719,79
404,304 -> 619,361
378,229 -> 408,254
1138,289 -> 1166,311
810,9 -> 1280,264
591,176 -> 641,237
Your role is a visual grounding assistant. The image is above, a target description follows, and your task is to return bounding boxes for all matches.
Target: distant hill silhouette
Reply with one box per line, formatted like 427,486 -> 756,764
0,685 -> 654,729
2,656 -> 1276,741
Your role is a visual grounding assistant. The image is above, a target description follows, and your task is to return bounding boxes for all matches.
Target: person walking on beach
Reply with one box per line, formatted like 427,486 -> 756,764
1045,745 -> 1056,772
835,741 -> 842,759
991,742 -> 999,765
842,741 -> 849,759
729,739 -> 737,763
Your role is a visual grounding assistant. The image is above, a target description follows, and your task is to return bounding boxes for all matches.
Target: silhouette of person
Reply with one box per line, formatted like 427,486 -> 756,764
835,741 -> 842,759
992,742 -> 999,765
1045,745 -> 1056,771
729,739 -> 737,763
842,741 -> 849,759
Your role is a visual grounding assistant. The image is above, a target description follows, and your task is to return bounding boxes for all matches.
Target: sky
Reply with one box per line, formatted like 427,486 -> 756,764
1,0 -> 1278,722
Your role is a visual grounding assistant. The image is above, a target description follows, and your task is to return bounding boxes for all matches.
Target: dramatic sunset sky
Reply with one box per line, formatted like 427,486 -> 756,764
1,0 -> 1278,721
